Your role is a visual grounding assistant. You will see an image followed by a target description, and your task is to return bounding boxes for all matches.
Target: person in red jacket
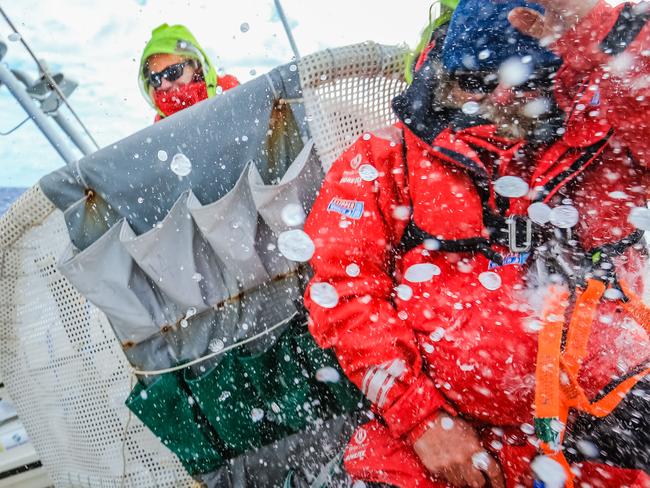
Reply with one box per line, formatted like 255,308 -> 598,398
139,23 -> 239,123
304,0 -> 650,486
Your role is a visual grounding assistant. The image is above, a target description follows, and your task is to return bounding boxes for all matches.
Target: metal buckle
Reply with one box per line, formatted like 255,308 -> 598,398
506,217 -> 532,253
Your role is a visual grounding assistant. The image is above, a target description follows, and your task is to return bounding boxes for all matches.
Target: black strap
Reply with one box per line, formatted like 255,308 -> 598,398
600,2 -> 650,56
400,220 -> 504,265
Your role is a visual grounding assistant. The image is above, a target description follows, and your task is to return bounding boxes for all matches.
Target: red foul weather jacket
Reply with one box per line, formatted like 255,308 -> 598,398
304,2 -> 650,486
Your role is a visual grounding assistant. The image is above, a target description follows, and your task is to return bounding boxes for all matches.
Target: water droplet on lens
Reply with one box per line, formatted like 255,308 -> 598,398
281,203 -> 305,226
628,207 -> 650,231
157,150 -> 168,162
462,101 -> 481,115
478,272 -> 502,291
345,263 -> 360,277
310,282 -> 339,308
528,202 -> 552,224
549,205 -> 579,228
316,367 -> 340,383
170,153 -> 192,176
395,284 -> 413,301
278,229 -> 315,262
240,22 -> 250,33
494,176 -> 529,198
404,263 -> 441,283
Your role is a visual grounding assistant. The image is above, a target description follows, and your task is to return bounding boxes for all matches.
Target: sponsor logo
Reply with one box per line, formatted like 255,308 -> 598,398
327,197 -> 364,219
344,449 -> 367,462
350,154 -> 363,169
488,252 -> 529,270
354,428 -> 367,445
339,170 -> 363,185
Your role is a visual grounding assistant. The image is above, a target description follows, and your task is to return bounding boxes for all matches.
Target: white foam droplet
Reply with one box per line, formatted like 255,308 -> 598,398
471,451 -> 491,471
192,272 -> 203,282
395,284 -> 413,301
430,327 -> 445,342
157,150 -> 168,162
310,282 -> 339,309
604,288 -> 624,300
494,176 -> 529,198
478,272 -> 502,291
277,229 -> 315,262
209,339 -> 224,352
531,456 -> 567,488
528,202 -> 552,224
576,440 -> 600,459
441,416 -> 455,430
499,57 -> 532,87
550,205 -> 579,228
315,367 -> 341,383
358,164 -> 379,181
250,408 -> 264,422
345,263 -> 360,277
628,207 -> 650,231
281,203 -> 305,227
462,101 -> 481,115
392,206 -> 411,220
523,98 -> 551,118
404,263 -> 441,283
170,153 -> 192,176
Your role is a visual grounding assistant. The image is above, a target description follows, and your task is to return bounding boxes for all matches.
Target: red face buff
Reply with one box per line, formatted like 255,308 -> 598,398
152,80 -> 208,117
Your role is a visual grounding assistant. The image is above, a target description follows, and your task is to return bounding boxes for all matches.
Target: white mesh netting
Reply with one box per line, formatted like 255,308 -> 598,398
0,42 -> 408,487
299,41 -> 408,171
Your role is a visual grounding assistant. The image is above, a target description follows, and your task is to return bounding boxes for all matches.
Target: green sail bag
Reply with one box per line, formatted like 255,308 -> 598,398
125,372 -> 225,475
185,351 -> 276,454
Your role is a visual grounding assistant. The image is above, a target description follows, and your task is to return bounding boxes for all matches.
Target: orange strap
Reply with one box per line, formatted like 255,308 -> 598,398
534,287 -> 569,420
534,279 -> 650,487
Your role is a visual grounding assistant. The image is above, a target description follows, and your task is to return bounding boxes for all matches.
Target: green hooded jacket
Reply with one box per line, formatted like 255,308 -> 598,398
139,23 -> 218,116
404,0 -> 458,84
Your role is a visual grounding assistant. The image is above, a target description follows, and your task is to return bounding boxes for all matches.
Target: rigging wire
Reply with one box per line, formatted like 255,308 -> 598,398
0,4 -> 101,150
0,116 -> 30,135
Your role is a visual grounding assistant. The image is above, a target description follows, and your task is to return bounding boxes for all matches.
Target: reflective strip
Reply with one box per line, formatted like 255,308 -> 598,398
382,358 -> 407,379
376,375 -> 396,408
361,366 -> 378,398
365,369 -> 390,404
362,360 -> 405,406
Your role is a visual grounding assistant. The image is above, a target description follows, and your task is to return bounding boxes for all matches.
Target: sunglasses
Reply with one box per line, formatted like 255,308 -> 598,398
147,61 -> 193,89
453,68 -> 556,94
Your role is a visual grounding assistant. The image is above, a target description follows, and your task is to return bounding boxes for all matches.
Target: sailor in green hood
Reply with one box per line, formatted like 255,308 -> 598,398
139,23 -> 239,121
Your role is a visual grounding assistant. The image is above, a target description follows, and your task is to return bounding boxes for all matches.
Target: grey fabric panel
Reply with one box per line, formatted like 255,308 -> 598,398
249,139 -> 323,236
121,192 -> 211,311
39,64 -> 307,250
199,410 -> 370,488
188,167 -> 271,291
57,220 -> 177,370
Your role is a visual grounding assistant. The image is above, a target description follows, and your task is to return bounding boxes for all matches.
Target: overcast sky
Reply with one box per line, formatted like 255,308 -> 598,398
0,0 -> 437,187
0,0 -> 629,188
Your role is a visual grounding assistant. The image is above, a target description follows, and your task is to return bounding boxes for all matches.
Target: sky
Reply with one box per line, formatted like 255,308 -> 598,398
0,0 -> 435,187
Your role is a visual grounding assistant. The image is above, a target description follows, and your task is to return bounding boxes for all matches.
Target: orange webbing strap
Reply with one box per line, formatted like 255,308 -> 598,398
535,286 -> 569,421
619,280 -> 650,335
534,280 -> 649,487
563,280 -> 606,378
